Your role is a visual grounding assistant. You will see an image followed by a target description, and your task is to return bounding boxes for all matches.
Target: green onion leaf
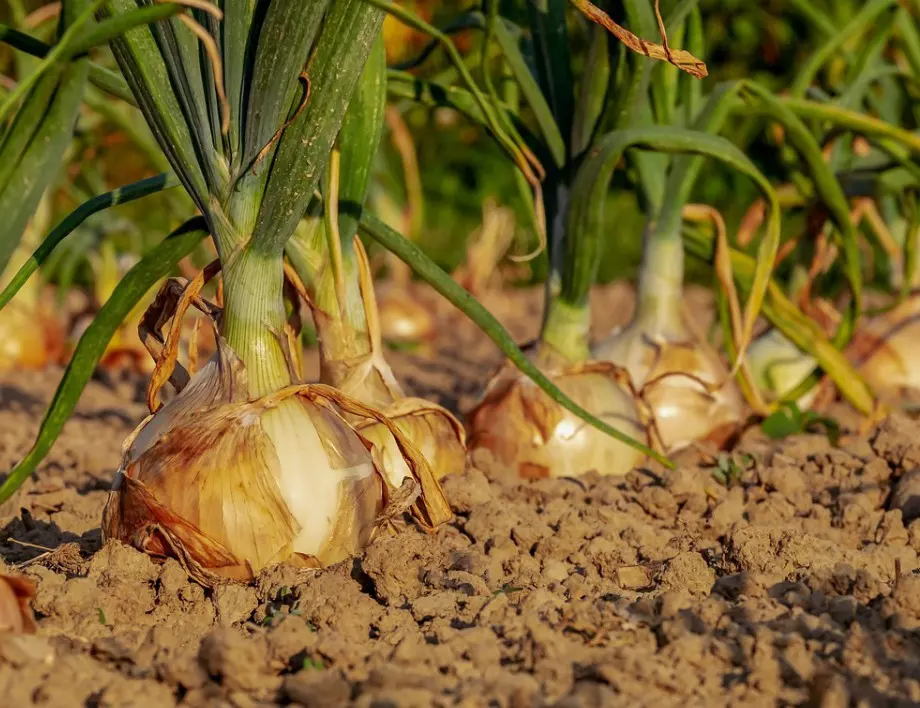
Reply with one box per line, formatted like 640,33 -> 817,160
358,211 -> 672,469
104,0 -> 209,211
334,33 -> 386,246
789,0 -> 897,98
0,174 -> 180,310
489,14 -> 565,168
0,60 -> 88,274
741,83 -> 863,345
240,0 -> 329,174
251,0 -> 384,253
0,218 -> 208,504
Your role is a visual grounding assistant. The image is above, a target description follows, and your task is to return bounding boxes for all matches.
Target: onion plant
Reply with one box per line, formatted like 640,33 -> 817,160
457,1 -> 792,473
0,2 -> 87,371
589,18 -> 750,452
1,0 -> 457,585
95,0 -> 468,584
0,0 -> 675,583
463,1 -> 752,475
282,38 -> 467,487
739,0 -> 920,410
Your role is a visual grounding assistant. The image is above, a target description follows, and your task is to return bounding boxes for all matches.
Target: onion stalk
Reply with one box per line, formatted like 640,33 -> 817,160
284,40 -> 466,485
452,199 -> 518,296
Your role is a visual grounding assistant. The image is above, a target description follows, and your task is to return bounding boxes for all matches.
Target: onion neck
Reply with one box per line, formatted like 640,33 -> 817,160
632,225 -> 684,335
286,220 -> 401,405
539,179 -> 590,368
286,219 -> 372,376
312,250 -> 375,380
220,247 -> 293,398
539,298 -> 590,367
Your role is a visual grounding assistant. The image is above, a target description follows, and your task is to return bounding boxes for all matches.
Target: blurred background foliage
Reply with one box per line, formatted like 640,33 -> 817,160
1,0 -> 917,292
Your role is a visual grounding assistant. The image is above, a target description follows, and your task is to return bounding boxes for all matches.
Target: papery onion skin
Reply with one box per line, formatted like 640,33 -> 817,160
103,346 -> 385,586
853,295 -> 920,402
468,364 -> 645,479
316,237 -> 468,487
595,321 -> 744,452
376,284 -> 436,345
356,398 -> 467,486
329,358 -> 468,485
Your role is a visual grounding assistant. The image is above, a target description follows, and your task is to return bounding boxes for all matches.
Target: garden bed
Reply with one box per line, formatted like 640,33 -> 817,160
1,285 -> 919,707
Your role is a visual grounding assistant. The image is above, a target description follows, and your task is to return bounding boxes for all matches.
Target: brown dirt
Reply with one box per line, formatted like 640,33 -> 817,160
2,284 -> 920,707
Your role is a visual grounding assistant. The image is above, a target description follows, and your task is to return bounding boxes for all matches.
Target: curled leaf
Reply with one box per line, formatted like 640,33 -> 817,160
568,0 -> 707,78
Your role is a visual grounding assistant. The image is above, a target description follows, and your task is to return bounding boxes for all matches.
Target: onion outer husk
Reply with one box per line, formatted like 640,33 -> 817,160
327,347 -> 467,485
467,359 -> 646,479
104,287 -> 452,586
851,294 -> 920,403
354,397 -> 467,486
312,238 -> 467,483
594,316 -> 744,452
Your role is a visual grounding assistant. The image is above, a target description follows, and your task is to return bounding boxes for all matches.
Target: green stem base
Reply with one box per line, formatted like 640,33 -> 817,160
634,228 -> 684,334
221,248 -> 292,398
539,298 -> 590,367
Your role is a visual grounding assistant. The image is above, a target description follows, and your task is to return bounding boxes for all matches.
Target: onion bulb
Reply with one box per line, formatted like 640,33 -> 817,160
375,282 -> 436,348
594,236 -> 743,452
0,196 -> 64,372
318,240 -> 466,484
103,339 -> 451,586
467,357 -> 645,479
850,294 -> 920,403
594,319 -> 743,451
746,328 -> 818,409
0,297 -> 64,372
0,573 -> 37,634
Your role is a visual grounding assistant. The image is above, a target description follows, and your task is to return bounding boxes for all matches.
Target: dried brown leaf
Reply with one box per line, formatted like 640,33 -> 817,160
569,0 -> 707,78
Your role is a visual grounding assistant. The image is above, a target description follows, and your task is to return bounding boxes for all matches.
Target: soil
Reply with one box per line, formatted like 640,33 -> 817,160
2,283 -> 920,707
